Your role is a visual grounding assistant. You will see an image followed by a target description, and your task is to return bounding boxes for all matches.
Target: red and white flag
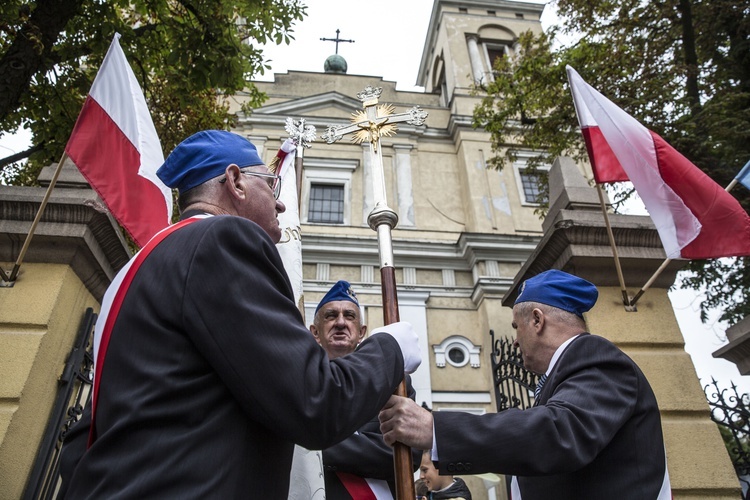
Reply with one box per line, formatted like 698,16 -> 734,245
567,65 -> 750,260
272,139 -> 327,500
65,33 -> 172,247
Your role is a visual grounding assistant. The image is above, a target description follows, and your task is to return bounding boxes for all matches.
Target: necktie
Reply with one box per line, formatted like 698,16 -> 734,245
534,373 -> 548,399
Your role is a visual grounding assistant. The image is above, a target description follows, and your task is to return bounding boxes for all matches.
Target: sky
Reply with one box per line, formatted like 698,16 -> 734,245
0,0 -> 747,397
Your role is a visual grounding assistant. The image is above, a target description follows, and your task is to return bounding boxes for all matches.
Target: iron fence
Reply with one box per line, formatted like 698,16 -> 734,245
705,379 -> 750,499
23,308 -> 96,500
489,329 -> 541,412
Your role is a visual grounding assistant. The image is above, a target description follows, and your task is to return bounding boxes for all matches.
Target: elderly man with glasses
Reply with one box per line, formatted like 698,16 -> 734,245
61,130 -> 422,499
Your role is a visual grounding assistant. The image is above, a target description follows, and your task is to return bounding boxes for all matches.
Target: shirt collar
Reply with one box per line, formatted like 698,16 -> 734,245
545,334 -> 581,377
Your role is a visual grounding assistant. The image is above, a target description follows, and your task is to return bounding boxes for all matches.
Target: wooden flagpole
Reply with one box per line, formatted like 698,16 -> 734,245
595,184 -> 630,306
3,151 -> 69,284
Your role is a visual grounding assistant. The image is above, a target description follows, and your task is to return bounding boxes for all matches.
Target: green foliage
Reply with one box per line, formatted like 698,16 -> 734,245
472,0 -> 750,325
0,0 -> 306,184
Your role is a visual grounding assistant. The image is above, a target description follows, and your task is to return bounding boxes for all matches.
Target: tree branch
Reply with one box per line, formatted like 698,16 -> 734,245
0,0 -> 86,124
0,142 -> 45,169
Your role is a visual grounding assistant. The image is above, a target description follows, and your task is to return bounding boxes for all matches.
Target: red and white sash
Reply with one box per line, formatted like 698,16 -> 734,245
87,215 -> 209,447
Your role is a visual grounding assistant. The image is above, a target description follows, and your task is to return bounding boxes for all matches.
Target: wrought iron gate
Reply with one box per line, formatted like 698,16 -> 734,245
705,379 -> 750,499
23,308 -> 96,500
490,329 -> 541,411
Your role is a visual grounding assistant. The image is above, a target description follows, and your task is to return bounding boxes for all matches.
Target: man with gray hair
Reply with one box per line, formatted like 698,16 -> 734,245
311,280 -> 420,499
62,130 -> 421,498
379,269 -> 670,499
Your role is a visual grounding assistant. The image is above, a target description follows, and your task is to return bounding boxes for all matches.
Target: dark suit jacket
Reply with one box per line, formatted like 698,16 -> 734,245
322,377 -> 420,499
433,333 -> 667,500
63,215 -> 405,499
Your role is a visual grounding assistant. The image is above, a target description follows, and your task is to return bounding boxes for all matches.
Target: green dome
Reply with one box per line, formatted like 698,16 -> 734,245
324,54 -> 347,74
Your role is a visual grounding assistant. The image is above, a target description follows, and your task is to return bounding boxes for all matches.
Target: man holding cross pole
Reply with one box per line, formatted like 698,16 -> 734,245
61,130 -> 422,499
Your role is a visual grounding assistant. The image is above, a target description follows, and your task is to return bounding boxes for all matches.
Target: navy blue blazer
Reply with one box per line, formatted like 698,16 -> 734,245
63,215 -> 405,499
434,333 -> 667,499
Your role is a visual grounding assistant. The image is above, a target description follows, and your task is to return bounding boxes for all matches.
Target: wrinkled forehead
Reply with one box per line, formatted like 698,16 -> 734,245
319,300 -> 361,315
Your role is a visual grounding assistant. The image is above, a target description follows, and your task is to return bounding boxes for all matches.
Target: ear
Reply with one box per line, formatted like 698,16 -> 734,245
223,164 -> 245,200
310,324 -> 322,344
532,308 -> 545,332
358,325 -> 367,343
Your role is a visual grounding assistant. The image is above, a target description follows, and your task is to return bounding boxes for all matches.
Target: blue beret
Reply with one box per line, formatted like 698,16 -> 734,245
514,270 -> 598,317
156,130 -> 263,193
316,280 -> 359,314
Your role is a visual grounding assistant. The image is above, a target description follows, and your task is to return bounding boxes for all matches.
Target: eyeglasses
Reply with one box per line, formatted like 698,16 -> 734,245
221,169 -> 281,199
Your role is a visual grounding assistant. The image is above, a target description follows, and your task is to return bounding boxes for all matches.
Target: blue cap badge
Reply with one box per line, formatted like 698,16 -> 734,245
316,280 -> 359,313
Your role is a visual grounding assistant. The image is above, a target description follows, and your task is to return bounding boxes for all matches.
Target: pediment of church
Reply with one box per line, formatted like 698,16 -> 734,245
253,91 -> 363,120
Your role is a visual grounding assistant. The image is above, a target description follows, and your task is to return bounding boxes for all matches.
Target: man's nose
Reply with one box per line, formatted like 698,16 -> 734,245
276,199 -> 286,214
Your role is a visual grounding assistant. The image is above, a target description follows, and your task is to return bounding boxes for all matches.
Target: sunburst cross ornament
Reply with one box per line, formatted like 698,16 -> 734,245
322,85 -> 427,153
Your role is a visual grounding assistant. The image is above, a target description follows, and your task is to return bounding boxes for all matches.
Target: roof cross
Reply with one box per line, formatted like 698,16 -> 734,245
319,29 -> 355,55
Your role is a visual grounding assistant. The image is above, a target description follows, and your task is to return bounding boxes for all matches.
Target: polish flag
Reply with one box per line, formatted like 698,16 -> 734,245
567,65 -> 750,260
65,33 -> 172,247
272,139 -> 327,500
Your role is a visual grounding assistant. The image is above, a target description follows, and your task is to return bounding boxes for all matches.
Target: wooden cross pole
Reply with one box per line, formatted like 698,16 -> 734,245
323,85 -> 427,500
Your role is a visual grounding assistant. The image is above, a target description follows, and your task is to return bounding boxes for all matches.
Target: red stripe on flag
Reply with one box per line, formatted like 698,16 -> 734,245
88,217 -> 200,447
65,96 -> 169,247
581,126 -> 629,183
337,472 -> 378,500
650,131 -> 750,259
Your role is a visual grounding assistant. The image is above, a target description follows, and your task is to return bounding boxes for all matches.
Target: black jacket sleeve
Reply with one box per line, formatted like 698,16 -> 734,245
322,376 -> 421,478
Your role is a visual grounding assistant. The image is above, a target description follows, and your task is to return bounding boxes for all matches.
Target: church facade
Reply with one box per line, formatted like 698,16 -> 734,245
230,0 -> 551,417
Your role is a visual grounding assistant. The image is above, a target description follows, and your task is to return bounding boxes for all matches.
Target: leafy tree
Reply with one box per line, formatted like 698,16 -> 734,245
473,0 -> 750,325
0,0 -> 306,185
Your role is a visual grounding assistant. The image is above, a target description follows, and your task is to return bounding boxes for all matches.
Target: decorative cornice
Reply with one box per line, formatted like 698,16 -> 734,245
0,185 -> 131,301
501,212 -> 687,307
301,231 -> 538,272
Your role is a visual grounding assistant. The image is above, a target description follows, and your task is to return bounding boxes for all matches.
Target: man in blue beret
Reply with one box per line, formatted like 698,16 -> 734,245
310,280 -> 420,498
380,269 -> 670,500
61,130 -> 422,499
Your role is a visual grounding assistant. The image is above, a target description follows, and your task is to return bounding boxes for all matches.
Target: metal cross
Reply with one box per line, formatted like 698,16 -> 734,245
319,29 -> 355,55
322,85 -> 427,237
321,85 -> 428,500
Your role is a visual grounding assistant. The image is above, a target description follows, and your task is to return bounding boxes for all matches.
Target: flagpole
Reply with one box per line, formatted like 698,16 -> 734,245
630,177 -> 743,307
4,152 -> 69,283
295,148 -> 304,213
595,184 -> 630,306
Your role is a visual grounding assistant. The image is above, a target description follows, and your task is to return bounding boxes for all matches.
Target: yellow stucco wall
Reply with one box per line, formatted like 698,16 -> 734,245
0,263 -> 98,499
587,286 -> 740,499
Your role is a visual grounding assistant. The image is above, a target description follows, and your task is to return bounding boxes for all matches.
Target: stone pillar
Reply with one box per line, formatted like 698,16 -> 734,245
398,291 -> 432,408
393,144 -> 415,227
0,160 -> 130,498
501,157 -> 740,499
466,35 -> 486,84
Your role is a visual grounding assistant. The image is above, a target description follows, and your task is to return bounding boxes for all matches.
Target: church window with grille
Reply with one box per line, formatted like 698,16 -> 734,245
308,184 -> 345,223
519,171 -> 546,205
